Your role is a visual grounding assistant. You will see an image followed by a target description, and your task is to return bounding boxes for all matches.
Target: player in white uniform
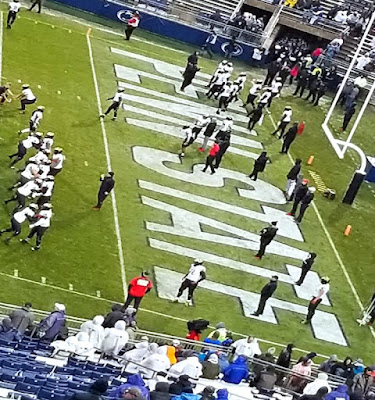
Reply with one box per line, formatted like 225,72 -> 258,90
9,161 -> 40,189
7,0 -> 21,29
217,82 -> 232,114
21,203 -> 53,251
173,259 -> 207,306
0,204 -> 38,244
17,84 -> 37,113
38,176 -> 55,205
9,134 -> 41,167
100,88 -> 125,120
206,70 -> 226,99
40,132 -> 54,154
179,125 -> 195,158
4,180 -> 42,209
268,77 -> 283,109
29,148 -> 49,165
257,88 -> 272,111
272,106 -> 292,138
208,60 -> 228,86
244,79 -> 263,108
223,62 -> 234,82
18,106 -> 45,135
50,147 -> 65,176
301,277 -> 330,324
234,72 -> 247,95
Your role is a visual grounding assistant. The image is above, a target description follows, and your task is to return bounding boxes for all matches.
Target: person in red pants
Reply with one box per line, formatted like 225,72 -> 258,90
122,271 -> 153,312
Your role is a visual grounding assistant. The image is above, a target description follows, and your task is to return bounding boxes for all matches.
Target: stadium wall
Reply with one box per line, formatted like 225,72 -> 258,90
52,0 -> 259,62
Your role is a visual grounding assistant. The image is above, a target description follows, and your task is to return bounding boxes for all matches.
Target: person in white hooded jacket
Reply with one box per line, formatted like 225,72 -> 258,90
303,372 -> 332,395
80,315 -> 105,350
51,332 -> 95,358
168,355 -> 203,379
123,341 -> 150,373
101,320 -> 129,356
231,336 -> 262,360
139,344 -> 171,378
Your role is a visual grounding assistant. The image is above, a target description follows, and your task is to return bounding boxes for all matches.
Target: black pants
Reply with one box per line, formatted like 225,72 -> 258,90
26,226 -> 48,248
296,267 -> 309,285
264,72 -> 276,86
104,101 -> 120,118
5,193 -> 26,208
38,195 -> 51,206
206,84 -> 222,98
272,121 -> 288,138
218,96 -> 229,110
202,43 -> 214,58
256,239 -> 270,259
7,11 -> 17,26
20,98 -> 36,110
95,191 -> 108,209
267,92 -> 277,108
202,155 -> 216,174
342,115 -> 352,131
214,143 -> 230,168
125,26 -> 136,40
1,218 -> 21,237
306,298 -> 322,322
177,279 -> 197,300
9,143 -> 27,166
314,93 -> 324,106
281,139 -> 293,154
29,0 -> 42,12
248,117 -> 260,131
290,198 -> 301,216
306,90 -> 317,103
249,167 -> 261,181
255,295 -> 270,315
293,84 -> 306,97
245,94 -> 257,107
123,294 -> 143,310
295,203 -> 310,223
181,76 -> 193,91
50,168 -> 62,176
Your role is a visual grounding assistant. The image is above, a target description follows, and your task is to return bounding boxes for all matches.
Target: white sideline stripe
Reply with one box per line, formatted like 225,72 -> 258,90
86,31 -> 127,300
0,271 -> 327,358
0,11 -> 3,84
268,114 -> 373,334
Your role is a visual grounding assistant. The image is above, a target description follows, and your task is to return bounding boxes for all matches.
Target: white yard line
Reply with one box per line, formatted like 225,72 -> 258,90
86,29 -> 127,299
0,271 -> 326,357
268,114 -> 374,338
0,11 -> 3,84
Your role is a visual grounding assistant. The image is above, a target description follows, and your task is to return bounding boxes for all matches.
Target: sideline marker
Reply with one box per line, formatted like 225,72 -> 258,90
41,277 -> 46,284
344,225 -> 352,236
96,290 -> 101,298
307,155 -> 314,165
69,283 -> 74,291
13,269 -> 18,277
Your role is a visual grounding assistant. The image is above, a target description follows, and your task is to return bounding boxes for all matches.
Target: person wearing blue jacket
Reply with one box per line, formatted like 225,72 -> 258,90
216,389 -> 228,400
325,385 -> 350,400
109,374 -> 150,399
0,318 -> 22,342
222,356 -> 249,384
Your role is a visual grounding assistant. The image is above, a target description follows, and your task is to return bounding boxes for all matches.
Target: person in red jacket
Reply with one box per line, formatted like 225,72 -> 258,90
202,140 -> 220,174
125,11 -> 140,41
122,271 -> 152,311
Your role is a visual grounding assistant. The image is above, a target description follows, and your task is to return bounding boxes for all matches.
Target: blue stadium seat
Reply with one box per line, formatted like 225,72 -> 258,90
0,372 -> 23,383
2,360 -> 23,369
55,366 -> 76,374
73,369 -> 92,378
85,364 -> 106,372
68,380 -> 90,390
1,367 -> 18,376
110,378 -> 123,386
0,381 -> 17,390
38,388 -> 67,400
23,376 -> 47,386
14,382 -> 40,395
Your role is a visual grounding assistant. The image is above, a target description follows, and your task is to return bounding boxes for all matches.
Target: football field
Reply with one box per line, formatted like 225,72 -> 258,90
0,3 -> 374,362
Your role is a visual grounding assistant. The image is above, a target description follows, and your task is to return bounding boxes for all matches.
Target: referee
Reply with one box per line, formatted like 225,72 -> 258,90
93,172 -> 115,210
100,89 -> 125,121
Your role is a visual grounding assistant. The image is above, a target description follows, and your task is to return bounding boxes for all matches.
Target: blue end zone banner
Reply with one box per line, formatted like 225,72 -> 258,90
52,0 -> 259,62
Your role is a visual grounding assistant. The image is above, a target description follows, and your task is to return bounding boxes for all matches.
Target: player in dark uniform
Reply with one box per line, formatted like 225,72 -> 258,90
93,172 -> 115,210
255,221 -> 278,260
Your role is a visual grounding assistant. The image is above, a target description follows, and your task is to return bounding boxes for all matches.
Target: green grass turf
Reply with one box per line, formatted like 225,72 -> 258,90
0,4 -> 374,362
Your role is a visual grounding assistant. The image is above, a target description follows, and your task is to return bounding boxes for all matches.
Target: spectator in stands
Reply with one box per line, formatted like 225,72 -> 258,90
151,383 -> 171,400
300,387 -> 329,400
352,359 -> 365,376
276,343 -> 294,368
198,386 -> 216,400
0,317 -> 22,341
123,271 -> 153,312
223,355 -> 249,384
123,341 -> 150,371
209,10 -> 222,23
327,4 -> 341,20
111,375 -> 149,400
334,8 -> 348,24
168,354 -> 203,379
102,320 -> 129,357
80,315 -> 105,350
37,303 -> 66,342
330,357 -> 353,377
67,332 -> 96,357
206,322 -> 228,343
325,385 -> 350,400
231,336 -> 261,360
103,304 -> 125,328
218,352 -> 230,372
9,302 -> 35,334
303,372 -> 332,395
286,357 -> 312,392
254,365 -> 278,393
169,375 -> 193,395
204,331 -> 221,345
69,378 -> 109,400
159,339 -> 180,365
216,389 -> 228,400
201,353 -> 221,379
139,344 -> 171,378
319,354 -> 338,373
123,306 -> 137,328
350,366 -> 375,397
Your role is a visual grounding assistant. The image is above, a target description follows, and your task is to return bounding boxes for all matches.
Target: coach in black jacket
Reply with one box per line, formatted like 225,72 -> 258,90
93,172 -> 115,210
252,276 -> 279,316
